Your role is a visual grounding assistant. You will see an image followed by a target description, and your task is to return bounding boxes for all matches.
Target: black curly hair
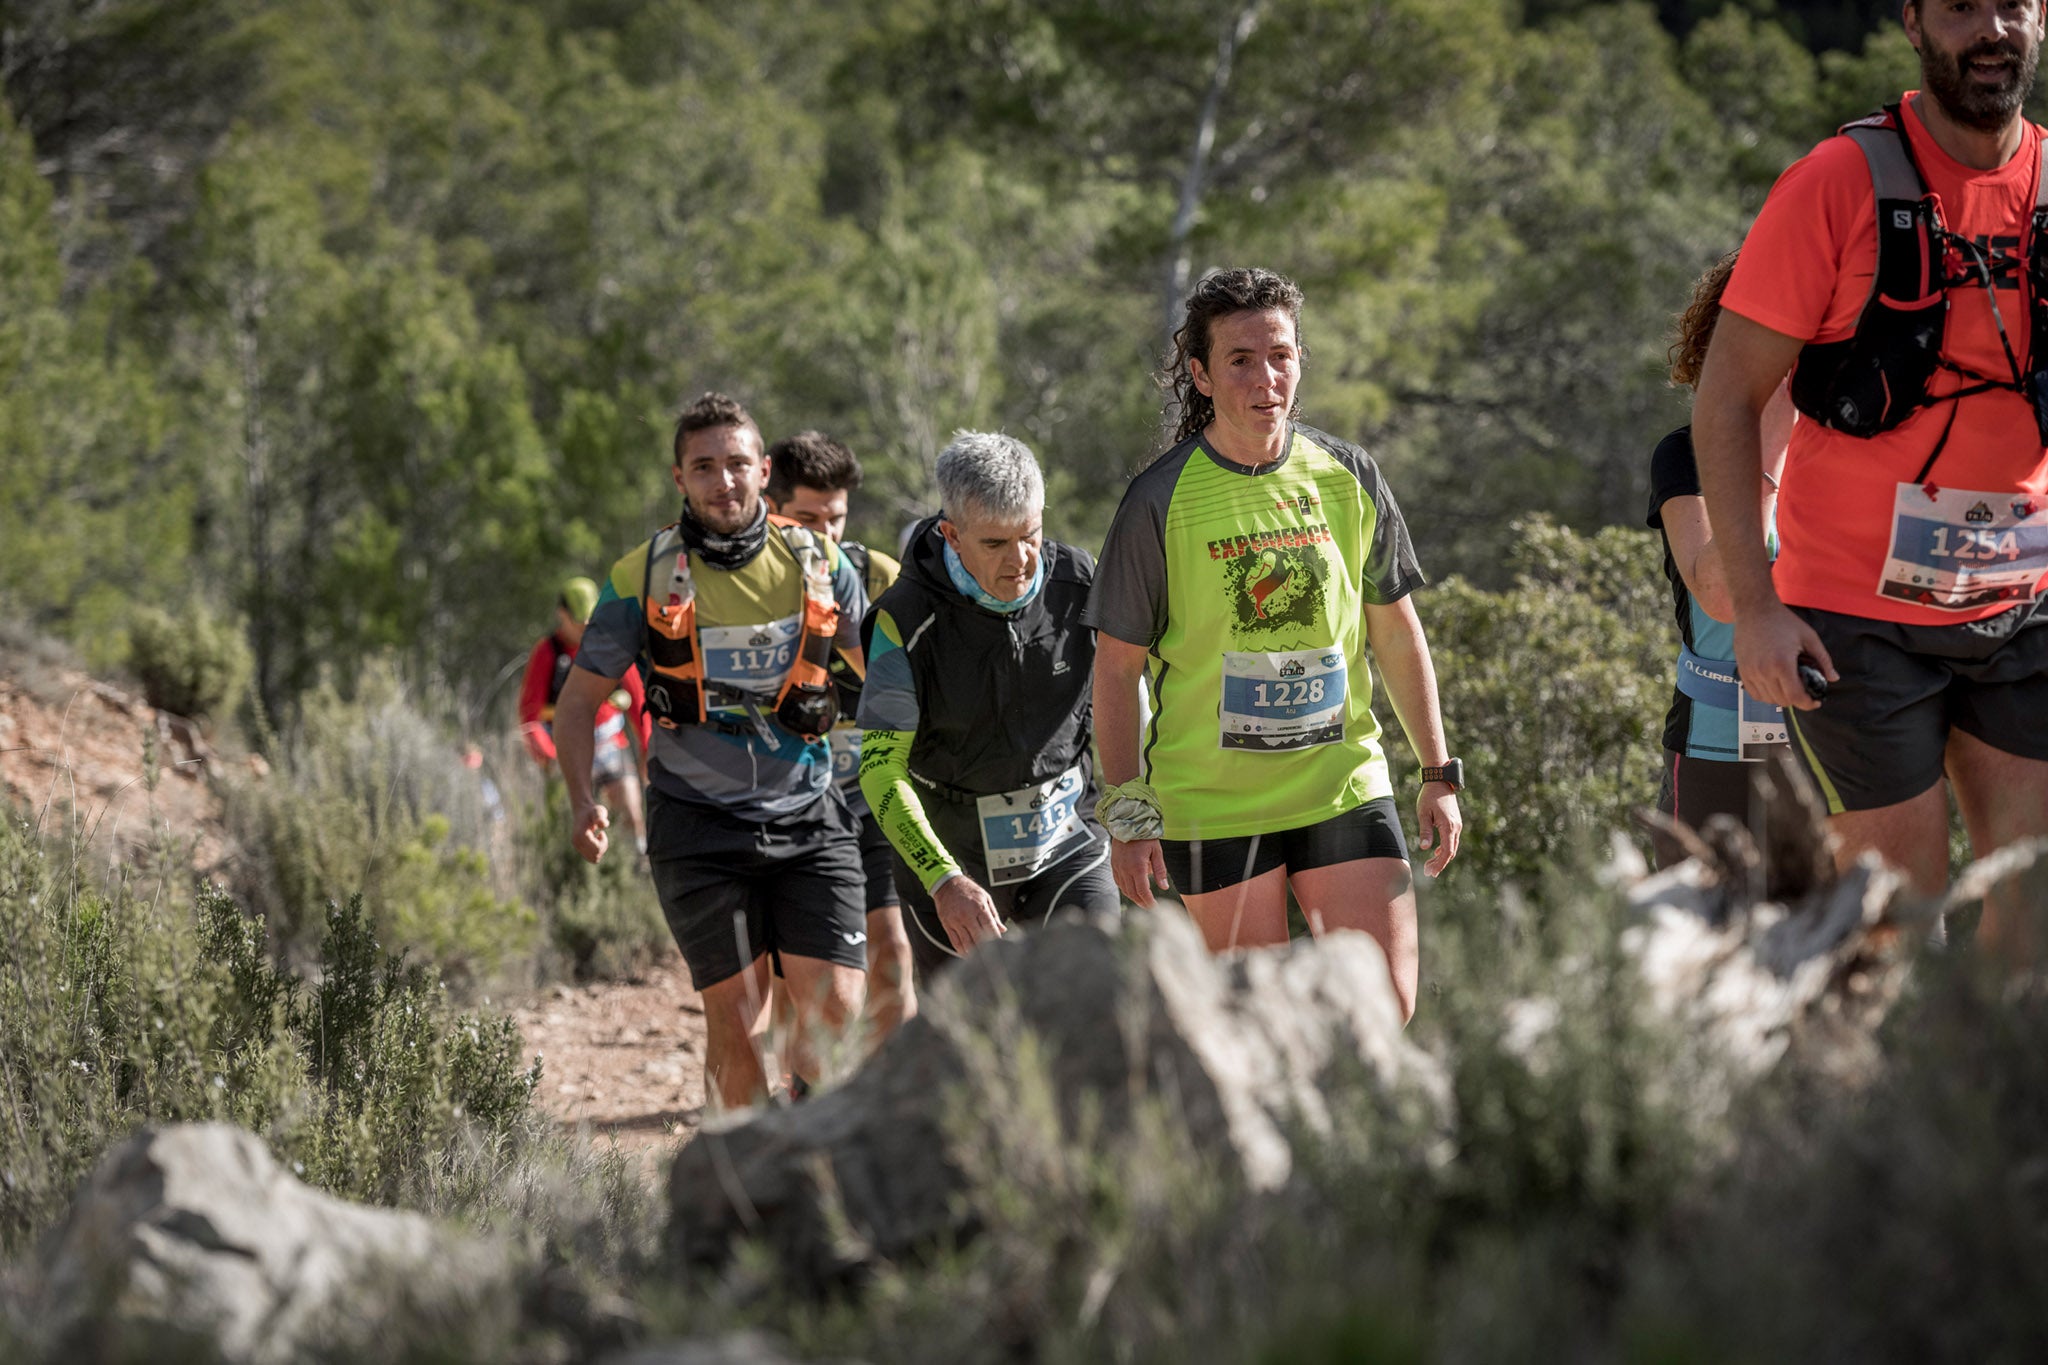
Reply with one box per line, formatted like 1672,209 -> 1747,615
1162,267 -> 1307,445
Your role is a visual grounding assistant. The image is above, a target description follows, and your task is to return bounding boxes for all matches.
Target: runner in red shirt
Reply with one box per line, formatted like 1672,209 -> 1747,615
1696,0 -> 2048,955
518,576 -> 650,857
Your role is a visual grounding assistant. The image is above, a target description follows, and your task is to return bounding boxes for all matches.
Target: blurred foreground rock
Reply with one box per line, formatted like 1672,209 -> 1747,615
603,1330 -> 867,1365
668,909 -> 1449,1289
1623,752 -> 1924,1088
19,1123 -> 516,1364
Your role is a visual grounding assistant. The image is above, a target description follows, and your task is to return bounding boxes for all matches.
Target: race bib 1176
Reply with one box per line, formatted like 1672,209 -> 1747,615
698,616 -> 802,710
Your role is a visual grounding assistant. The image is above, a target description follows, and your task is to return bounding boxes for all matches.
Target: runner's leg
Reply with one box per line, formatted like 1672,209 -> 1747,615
858,815 -> 915,1043
759,792 -> 870,1086
864,904 -> 917,1043
599,774 -> 647,854
1946,729 -> 2048,961
1825,782 -> 1951,896
1289,858 -> 1417,1023
699,954 -> 774,1110
1179,867 -> 1290,950
1006,837 -> 1118,930
778,956 -> 867,1087
896,865 -> 960,977
646,789 -> 775,1109
1785,606 -> 1950,893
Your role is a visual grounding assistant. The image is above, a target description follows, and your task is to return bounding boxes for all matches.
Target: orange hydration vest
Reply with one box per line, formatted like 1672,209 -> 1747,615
639,515 -> 842,741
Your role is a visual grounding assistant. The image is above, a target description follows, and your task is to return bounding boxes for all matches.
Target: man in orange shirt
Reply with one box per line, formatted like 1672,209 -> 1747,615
1696,0 -> 2048,952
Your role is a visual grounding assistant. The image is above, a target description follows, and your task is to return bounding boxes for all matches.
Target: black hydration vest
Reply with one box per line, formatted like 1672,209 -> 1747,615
1790,104 -> 2048,447
860,522 -> 1097,799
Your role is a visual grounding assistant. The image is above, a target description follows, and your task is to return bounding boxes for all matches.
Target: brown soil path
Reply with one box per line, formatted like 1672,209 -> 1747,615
509,950 -> 713,1154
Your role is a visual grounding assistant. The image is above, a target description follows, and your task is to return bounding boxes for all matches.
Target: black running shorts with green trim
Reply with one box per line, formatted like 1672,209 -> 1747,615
1787,601 -> 2048,814
645,786 -> 869,990
1160,797 -> 1409,896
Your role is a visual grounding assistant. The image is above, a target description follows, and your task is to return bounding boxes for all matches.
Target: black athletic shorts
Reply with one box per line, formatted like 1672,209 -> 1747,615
1652,749 -> 1760,870
645,787 -> 869,990
1788,601 -> 2048,813
858,810 -> 901,910
1161,797 -> 1409,896
892,798 -> 1118,976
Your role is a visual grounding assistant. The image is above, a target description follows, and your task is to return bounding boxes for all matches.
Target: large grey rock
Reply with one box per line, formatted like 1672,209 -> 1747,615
21,1123 -> 516,1364
667,909 -> 1448,1288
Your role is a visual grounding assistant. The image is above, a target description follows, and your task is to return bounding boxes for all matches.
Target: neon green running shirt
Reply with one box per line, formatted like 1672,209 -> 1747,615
1084,424 -> 1423,841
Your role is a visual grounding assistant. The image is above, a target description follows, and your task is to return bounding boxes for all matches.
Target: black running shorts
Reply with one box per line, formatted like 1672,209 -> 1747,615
858,812 -> 901,910
1160,797 -> 1410,896
1651,750 -> 1760,870
1788,601 -> 2048,814
645,787 -> 869,990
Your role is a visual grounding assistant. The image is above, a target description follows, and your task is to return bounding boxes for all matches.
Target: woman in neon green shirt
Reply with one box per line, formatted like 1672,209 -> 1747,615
1086,267 -> 1462,1021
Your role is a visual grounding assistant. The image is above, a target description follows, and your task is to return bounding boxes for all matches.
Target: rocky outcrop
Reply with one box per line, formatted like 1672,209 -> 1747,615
667,909 -> 1449,1289
18,1123 -> 517,1365
0,668 -> 229,872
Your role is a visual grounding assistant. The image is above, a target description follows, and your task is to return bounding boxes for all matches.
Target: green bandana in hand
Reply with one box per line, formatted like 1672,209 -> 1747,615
1095,780 -> 1164,842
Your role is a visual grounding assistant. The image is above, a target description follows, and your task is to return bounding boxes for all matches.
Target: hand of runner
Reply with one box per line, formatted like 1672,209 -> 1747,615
571,799 -> 610,864
1734,600 -> 1836,710
933,875 -> 1006,954
1110,837 -> 1170,908
1415,788 -> 1461,877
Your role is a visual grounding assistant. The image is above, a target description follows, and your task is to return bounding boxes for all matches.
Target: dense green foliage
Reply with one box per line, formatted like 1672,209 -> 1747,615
0,814 -> 540,1256
10,6 -> 2048,1358
126,598 -> 252,720
1386,516 -> 1671,887
0,0 -> 1935,735
219,658 -> 667,985
221,661 -> 538,982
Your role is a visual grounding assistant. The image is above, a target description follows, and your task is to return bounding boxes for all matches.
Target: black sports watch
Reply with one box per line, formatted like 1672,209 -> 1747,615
1419,758 -> 1465,792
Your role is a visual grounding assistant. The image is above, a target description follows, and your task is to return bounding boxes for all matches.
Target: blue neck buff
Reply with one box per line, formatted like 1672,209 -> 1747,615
943,539 -> 1043,614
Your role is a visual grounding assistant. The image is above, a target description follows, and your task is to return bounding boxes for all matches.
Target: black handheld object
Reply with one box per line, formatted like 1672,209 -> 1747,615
1797,659 -> 1828,703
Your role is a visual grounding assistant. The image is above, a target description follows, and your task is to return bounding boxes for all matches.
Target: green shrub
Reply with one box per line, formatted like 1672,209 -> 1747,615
1386,516 -> 1669,887
1637,869 -> 2048,1363
0,813 -> 541,1255
223,661 -> 537,988
125,601 -> 252,721
514,778 -> 668,981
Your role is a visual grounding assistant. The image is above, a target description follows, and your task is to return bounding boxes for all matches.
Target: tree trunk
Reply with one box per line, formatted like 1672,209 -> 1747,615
1161,1 -> 1265,355
234,279 -> 279,729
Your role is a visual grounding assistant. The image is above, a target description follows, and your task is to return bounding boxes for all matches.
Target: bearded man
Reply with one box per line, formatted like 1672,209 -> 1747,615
1694,0 -> 2048,956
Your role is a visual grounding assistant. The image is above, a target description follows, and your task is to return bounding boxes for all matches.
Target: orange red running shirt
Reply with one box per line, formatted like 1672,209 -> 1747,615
1724,93 -> 2048,625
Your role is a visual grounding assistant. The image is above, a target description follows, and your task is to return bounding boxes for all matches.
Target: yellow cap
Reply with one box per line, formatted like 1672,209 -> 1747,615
558,575 -> 600,622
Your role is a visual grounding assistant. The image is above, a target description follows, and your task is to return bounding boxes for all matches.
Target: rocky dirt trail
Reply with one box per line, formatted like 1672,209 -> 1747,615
1,651 -> 710,1156
509,951 -> 710,1154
